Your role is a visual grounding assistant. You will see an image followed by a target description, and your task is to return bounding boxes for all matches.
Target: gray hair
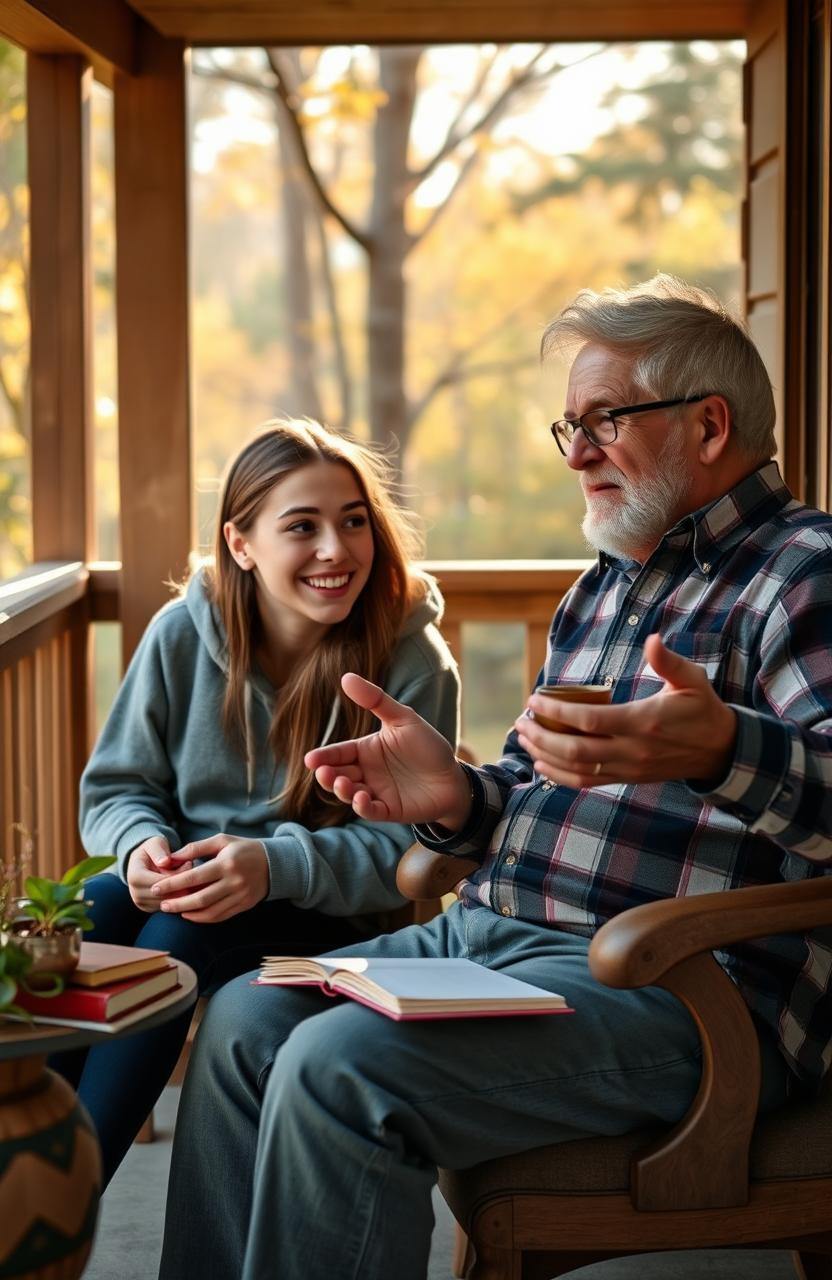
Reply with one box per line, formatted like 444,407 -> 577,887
541,274 -> 776,460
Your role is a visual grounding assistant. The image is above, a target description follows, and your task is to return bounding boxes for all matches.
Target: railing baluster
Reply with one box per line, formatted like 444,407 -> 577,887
15,656 -> 36,871
0,668 -> 14,860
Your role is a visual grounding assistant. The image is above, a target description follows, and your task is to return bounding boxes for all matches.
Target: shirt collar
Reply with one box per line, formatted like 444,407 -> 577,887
598,461 -> 792,578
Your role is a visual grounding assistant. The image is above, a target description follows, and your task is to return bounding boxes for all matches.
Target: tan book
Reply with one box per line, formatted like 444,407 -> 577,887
70,941 -> 171,988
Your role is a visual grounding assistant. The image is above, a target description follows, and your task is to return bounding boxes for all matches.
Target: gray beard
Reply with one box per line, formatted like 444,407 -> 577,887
581,425 -> 691,560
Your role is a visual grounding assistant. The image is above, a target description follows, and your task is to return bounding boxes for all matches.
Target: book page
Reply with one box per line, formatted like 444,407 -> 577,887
324,958 -> 565,1006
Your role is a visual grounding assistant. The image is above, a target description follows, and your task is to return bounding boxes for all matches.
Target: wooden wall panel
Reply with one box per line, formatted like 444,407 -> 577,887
743,0 -> 809,498
114,24 -> 191,662
743,4 -> 785,465
748,26 -> 782,154
748,302 -> 784,458
747,164 -> 780,298
27,54 -> 94,564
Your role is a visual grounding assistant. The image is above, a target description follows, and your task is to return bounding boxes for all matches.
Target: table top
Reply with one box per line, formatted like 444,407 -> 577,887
0,961 -> 198,1059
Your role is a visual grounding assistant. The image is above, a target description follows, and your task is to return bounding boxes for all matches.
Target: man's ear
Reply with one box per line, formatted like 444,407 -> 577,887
696,394 -> 732,465
223,521 -> 254,569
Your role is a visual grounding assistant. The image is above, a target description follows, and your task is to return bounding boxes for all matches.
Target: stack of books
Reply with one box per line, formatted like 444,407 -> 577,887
15,942 -> 183,1032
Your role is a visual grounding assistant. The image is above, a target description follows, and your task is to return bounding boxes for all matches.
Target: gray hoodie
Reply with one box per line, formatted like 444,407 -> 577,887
79,569 -> 459,916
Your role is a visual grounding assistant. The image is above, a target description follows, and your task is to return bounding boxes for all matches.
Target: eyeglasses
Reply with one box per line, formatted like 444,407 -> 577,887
550,395 -> 708,456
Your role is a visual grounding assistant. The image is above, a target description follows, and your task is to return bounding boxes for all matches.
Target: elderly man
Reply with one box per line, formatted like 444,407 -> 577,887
159,276 -> 832,1280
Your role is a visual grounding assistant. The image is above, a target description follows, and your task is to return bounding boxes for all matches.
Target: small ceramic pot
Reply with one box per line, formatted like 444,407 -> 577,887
10,920 -> 82,982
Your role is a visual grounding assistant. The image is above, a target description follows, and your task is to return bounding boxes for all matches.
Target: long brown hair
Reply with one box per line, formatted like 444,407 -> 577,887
204,418 -> 424,827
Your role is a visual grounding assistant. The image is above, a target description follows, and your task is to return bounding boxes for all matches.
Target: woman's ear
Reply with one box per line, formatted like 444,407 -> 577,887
223,521 -> 254,570
696,394 -> 732,465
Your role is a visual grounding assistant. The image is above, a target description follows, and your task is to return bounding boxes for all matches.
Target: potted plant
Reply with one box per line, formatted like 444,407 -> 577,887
0,935 -> 63,1019
0,831 -> 63,1017
9,853 -> 116,983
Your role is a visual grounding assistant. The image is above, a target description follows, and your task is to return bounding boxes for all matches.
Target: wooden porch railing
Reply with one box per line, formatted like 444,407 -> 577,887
0,563 -> 91,877
0,558 -> 587,879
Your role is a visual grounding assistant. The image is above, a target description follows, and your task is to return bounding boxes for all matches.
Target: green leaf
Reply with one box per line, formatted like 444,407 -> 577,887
20,903 -> 47,923
20,970 -> 63,997
60,855 -> 117,887
49,902 -> 88,926
52,883 -> 83,906
4,1001 -> 33,1023
23,875 -> 55,902
0,973 -> 16,1008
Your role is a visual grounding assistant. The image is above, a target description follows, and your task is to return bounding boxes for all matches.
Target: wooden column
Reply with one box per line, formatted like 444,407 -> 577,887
27,54 -> 93,562
114,25 -> 191,662
26,53 -> 93,828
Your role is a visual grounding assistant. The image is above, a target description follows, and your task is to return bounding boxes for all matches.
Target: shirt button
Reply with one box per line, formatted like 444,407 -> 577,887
541,780 -> 554,791
505,854 -> 517,866
627,614 -> 639,626
701,562 -> 711,574
603,674 -> 614,687
501,906 -> 513,917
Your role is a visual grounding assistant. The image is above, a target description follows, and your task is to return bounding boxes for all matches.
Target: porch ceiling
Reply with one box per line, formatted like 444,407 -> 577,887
126,0 -> 750,45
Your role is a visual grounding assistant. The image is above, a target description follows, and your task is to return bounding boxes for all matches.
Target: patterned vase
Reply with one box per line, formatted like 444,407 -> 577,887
0,1055 -> 101,1279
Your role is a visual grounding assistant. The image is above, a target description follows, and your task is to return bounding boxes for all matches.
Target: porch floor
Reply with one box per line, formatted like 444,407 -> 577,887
83,1088 -> 799,1279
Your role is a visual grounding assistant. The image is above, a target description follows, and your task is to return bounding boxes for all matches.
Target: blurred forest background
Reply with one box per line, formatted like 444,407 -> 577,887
0,37 -> 744,753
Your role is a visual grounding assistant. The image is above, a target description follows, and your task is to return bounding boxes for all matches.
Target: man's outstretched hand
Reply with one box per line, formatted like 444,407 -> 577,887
305,673 -> 472,830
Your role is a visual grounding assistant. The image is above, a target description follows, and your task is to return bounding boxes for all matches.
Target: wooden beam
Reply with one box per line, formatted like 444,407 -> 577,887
28,55 -> 95,564
114,24 -> 191,662
0,0 -> 136,87
131,0 -> 750,44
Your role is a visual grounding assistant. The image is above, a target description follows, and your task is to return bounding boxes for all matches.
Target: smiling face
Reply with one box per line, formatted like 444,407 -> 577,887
564,343 -> 698,561
224,459 -> 375,655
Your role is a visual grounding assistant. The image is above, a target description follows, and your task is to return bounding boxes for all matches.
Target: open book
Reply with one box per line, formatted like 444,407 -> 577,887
257,956 -> 573,1021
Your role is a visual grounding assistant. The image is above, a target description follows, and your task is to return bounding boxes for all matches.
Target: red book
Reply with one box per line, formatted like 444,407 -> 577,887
17,963 -> 179,1022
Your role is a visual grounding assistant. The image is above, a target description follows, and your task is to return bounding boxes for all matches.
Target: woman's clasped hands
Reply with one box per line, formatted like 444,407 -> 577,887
127,833 -> 269,923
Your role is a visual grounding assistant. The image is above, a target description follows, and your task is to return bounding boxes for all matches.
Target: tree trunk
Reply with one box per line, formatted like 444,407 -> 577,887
275,53 -> 324,423
367,47 -> 421,461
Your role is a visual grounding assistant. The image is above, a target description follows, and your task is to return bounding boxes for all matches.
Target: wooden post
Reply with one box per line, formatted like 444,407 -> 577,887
28,53 -> 93,564
114,25 -> 191,663
27,54 -> 93,861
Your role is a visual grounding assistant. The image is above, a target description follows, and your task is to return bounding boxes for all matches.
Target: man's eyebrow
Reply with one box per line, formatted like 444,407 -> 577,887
562,396 -> 619,418
278,500 -> 368,518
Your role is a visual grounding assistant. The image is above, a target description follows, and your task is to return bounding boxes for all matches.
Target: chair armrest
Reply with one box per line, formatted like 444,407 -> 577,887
396,843 -> 480,900
588,875 -> 832,1214
590,874 -> 832,989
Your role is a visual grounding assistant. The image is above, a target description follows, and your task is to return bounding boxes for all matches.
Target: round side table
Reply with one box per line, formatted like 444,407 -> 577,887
0,962 -> 197,1280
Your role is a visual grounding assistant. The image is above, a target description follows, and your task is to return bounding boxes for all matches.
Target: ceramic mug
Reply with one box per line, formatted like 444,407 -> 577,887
534,684 -> 612,734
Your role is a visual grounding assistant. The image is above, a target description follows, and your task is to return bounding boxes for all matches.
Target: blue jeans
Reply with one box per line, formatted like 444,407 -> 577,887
158,902 -> 791,1280
50,873 -> 362,1186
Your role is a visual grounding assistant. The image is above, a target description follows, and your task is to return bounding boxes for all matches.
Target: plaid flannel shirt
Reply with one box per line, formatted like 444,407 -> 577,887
416,462 -> 832,1087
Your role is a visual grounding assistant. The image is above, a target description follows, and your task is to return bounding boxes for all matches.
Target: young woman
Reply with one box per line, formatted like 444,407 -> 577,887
56,419 -> 459,1185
